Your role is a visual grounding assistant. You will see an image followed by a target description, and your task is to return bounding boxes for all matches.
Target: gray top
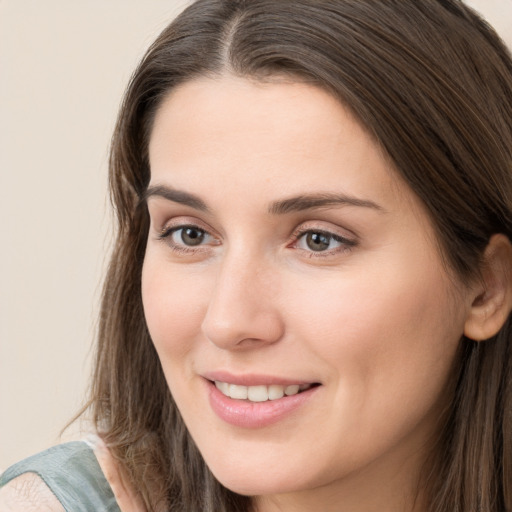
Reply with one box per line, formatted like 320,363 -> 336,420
0,441 -> 121,512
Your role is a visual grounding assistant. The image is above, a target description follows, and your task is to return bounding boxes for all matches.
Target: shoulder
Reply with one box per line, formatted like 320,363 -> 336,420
0,440 -> 118,512
0,441 -> 101,487
90,436 -> 146,512
0,472 -> 64,511
0,439 -> 146,512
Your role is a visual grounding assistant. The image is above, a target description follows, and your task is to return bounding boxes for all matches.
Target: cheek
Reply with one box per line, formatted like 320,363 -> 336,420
141,255 -> 209,361
284,258 -> 465,417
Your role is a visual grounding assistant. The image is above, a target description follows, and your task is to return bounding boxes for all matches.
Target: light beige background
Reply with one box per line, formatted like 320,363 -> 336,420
0,0 -> 511,471
0,0 -> 190,470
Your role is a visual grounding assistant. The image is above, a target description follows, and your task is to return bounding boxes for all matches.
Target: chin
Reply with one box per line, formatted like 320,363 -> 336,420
216,476 -> 296,497
206,458 -> 318,497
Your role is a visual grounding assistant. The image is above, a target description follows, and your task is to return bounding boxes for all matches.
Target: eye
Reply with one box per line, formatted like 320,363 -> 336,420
294,229 -> 355,254
158,224 -> 217,252
171,226 -> 209,246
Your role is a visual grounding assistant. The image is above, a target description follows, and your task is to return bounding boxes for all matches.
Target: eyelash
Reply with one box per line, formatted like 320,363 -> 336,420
290,227 -> 357,257
157,223 -> 357,257
158,224 -> 216,255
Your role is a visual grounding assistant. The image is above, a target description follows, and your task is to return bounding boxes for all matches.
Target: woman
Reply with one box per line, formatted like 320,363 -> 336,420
1,0 -> 512,511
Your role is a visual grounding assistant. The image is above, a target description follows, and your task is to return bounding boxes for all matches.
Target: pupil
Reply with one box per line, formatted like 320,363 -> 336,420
182,228 -> 204,246
306,232 -> 330,251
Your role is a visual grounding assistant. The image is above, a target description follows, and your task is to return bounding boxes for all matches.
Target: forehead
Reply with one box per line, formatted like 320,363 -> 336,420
148,76 -> 411,214
150,76 -> 372,156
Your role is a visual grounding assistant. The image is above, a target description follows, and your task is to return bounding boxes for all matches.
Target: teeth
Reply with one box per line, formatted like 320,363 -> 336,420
268,385 -> 284,400
215,381 -> 311,402
215,381 -> 229,395
229,384 -> 248,400
248,385 -> 268,402
285,384 -> 300,396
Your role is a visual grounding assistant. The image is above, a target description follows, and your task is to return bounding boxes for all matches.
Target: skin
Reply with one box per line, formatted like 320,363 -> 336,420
142,76 -> 475,512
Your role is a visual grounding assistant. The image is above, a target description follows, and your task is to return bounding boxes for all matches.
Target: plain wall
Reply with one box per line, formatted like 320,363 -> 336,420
0,0 -> 510,471
0,0 -> 190,470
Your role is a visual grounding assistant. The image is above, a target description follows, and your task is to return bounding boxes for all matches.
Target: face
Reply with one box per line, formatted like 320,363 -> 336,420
143,77 -> 471,510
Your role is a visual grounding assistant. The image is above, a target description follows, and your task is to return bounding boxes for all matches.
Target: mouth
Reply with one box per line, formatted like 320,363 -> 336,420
212,381 -> 320,403
205,376 -> 321,428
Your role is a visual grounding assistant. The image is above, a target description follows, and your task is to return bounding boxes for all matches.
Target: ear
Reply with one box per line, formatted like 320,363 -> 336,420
464,234 -> 512,341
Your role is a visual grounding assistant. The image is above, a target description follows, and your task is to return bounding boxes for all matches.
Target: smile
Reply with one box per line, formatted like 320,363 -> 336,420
207,378 -> 321,428
214,381 -> 314,402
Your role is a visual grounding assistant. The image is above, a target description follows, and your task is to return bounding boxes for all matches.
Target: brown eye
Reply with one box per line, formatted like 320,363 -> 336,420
294,229 -> 355,255
304,232 -> 331,251
173,227 -> 206,246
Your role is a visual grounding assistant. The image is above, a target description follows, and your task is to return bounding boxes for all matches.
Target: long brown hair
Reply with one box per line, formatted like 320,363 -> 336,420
86,1 -> 512,510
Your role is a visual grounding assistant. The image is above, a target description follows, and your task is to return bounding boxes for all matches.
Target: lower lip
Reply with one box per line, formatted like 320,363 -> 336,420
207,380 -> 319,428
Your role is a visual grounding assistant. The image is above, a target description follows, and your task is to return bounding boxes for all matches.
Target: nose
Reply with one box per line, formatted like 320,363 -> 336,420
201,251 -> 285,350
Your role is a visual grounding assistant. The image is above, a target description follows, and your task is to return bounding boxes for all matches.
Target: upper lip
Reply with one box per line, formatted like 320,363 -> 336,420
202,370 -> 319,387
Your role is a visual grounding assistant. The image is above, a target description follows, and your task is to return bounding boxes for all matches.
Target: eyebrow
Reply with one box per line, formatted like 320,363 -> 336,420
143,185 -> 385,215
268,193 -> 385,215
143,185 -> 210,212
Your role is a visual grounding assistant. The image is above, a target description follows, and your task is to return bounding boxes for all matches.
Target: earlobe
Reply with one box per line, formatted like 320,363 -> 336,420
464,234 -> 512,342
